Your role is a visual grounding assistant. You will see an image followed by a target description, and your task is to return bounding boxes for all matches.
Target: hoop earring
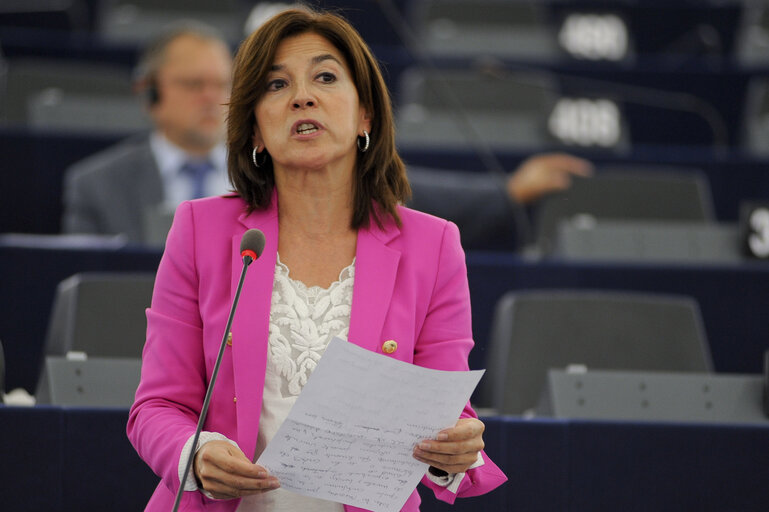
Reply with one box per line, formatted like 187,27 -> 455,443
357,130 -> 370,153
252,146 -> 266,168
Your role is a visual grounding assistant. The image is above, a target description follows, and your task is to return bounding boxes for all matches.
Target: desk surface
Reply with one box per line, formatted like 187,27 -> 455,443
1,407 -> 767,512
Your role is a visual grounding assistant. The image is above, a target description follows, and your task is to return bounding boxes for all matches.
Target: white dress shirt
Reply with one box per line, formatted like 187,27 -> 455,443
149,131 -> 229,210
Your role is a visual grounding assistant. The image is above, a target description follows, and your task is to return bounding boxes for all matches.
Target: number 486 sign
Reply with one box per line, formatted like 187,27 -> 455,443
741,202 -> 769,259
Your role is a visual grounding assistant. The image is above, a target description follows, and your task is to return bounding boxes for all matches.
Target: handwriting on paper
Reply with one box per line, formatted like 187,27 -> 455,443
257,337 -> 484,512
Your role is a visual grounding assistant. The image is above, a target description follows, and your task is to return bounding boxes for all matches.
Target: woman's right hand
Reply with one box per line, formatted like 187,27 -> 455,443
193,440 -> 280,499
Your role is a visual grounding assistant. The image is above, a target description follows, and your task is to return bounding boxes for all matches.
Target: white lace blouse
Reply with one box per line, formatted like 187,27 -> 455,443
237,256 -> 355,511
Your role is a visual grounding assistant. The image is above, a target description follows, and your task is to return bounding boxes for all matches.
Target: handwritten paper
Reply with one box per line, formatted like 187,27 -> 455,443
256,337 -> 484,512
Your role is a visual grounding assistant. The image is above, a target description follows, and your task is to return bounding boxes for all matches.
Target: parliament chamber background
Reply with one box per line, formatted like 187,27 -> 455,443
2,1 -> 769,510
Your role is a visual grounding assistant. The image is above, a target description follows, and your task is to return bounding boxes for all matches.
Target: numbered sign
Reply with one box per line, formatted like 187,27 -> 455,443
740,201 -> 769,259
548,97 -> 622,147
558,13 -> 630,62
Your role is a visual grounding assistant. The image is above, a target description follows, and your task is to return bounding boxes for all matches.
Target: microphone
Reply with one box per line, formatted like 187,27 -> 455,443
240,228 -> 266,265
172,228 -> 266,512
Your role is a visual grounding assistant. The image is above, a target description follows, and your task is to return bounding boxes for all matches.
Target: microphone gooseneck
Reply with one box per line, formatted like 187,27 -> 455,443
172,228 -> 266,512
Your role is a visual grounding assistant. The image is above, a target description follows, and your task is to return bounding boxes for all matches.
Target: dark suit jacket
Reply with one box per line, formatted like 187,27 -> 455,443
407,166 -> 525,250
62,134 -> 163,243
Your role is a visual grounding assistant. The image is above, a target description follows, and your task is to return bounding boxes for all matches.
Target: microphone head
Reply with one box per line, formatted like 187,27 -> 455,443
240,229 -> 266,264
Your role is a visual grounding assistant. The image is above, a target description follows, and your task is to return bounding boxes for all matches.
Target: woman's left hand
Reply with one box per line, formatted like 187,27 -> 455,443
412,417 -> 485,474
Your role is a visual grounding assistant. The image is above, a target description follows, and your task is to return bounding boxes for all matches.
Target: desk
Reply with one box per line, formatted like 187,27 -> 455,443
1,407 -> 766,511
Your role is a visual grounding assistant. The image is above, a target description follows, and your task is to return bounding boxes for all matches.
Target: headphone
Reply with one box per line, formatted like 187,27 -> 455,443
133,59 -> 162,108
144,77 -> 161,107
133,36 -> 165,108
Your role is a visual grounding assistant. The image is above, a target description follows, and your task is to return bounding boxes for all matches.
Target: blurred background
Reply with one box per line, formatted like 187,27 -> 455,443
1,1 -> 769,511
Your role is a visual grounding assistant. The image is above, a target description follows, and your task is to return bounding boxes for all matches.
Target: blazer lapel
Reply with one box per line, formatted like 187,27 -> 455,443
349,217 -> 401,352
230,203 -> 278,461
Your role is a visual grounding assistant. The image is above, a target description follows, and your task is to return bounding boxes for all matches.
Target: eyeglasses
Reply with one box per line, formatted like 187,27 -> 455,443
167,77 -> 231,94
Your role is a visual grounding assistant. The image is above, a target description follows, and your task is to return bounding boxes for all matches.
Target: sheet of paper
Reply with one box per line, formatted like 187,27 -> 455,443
256,337 -> 484,512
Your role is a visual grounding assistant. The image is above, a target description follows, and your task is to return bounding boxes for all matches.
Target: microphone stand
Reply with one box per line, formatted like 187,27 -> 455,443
171,253 -> 255,512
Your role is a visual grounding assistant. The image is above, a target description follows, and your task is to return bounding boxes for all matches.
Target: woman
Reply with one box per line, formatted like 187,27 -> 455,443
127,8 -> 507,511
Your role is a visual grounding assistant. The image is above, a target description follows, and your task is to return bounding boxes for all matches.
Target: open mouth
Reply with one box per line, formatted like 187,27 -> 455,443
296,122 -> 319,135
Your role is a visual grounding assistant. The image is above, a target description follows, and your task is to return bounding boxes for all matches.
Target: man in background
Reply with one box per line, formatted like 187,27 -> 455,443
409,153 -> 591,250
62,21 -> 232,244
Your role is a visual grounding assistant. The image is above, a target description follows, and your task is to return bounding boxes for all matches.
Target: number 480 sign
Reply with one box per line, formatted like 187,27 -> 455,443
741,202 -> 769,259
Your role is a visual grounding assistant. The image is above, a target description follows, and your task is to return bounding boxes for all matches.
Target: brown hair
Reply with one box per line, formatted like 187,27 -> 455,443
227,7 -> 410,229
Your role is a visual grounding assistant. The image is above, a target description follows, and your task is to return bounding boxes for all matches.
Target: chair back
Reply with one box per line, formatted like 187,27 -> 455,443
408,0 -> 635,64
1,58 -> 145,133
484,289 -> 713,414
534,169 -> 715,254
44,272 -> 155,359
97,0 -> 244,46
395,67 -> 564,151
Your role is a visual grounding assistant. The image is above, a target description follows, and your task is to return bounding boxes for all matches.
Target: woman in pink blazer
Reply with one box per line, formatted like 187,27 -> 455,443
127,8 -> 506,511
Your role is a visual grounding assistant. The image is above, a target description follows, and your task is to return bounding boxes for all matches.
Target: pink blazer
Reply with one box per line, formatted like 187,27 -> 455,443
127,195 -> 507,511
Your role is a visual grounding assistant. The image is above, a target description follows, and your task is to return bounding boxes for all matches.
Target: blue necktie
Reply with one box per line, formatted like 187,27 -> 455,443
180,160 -> 214,199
